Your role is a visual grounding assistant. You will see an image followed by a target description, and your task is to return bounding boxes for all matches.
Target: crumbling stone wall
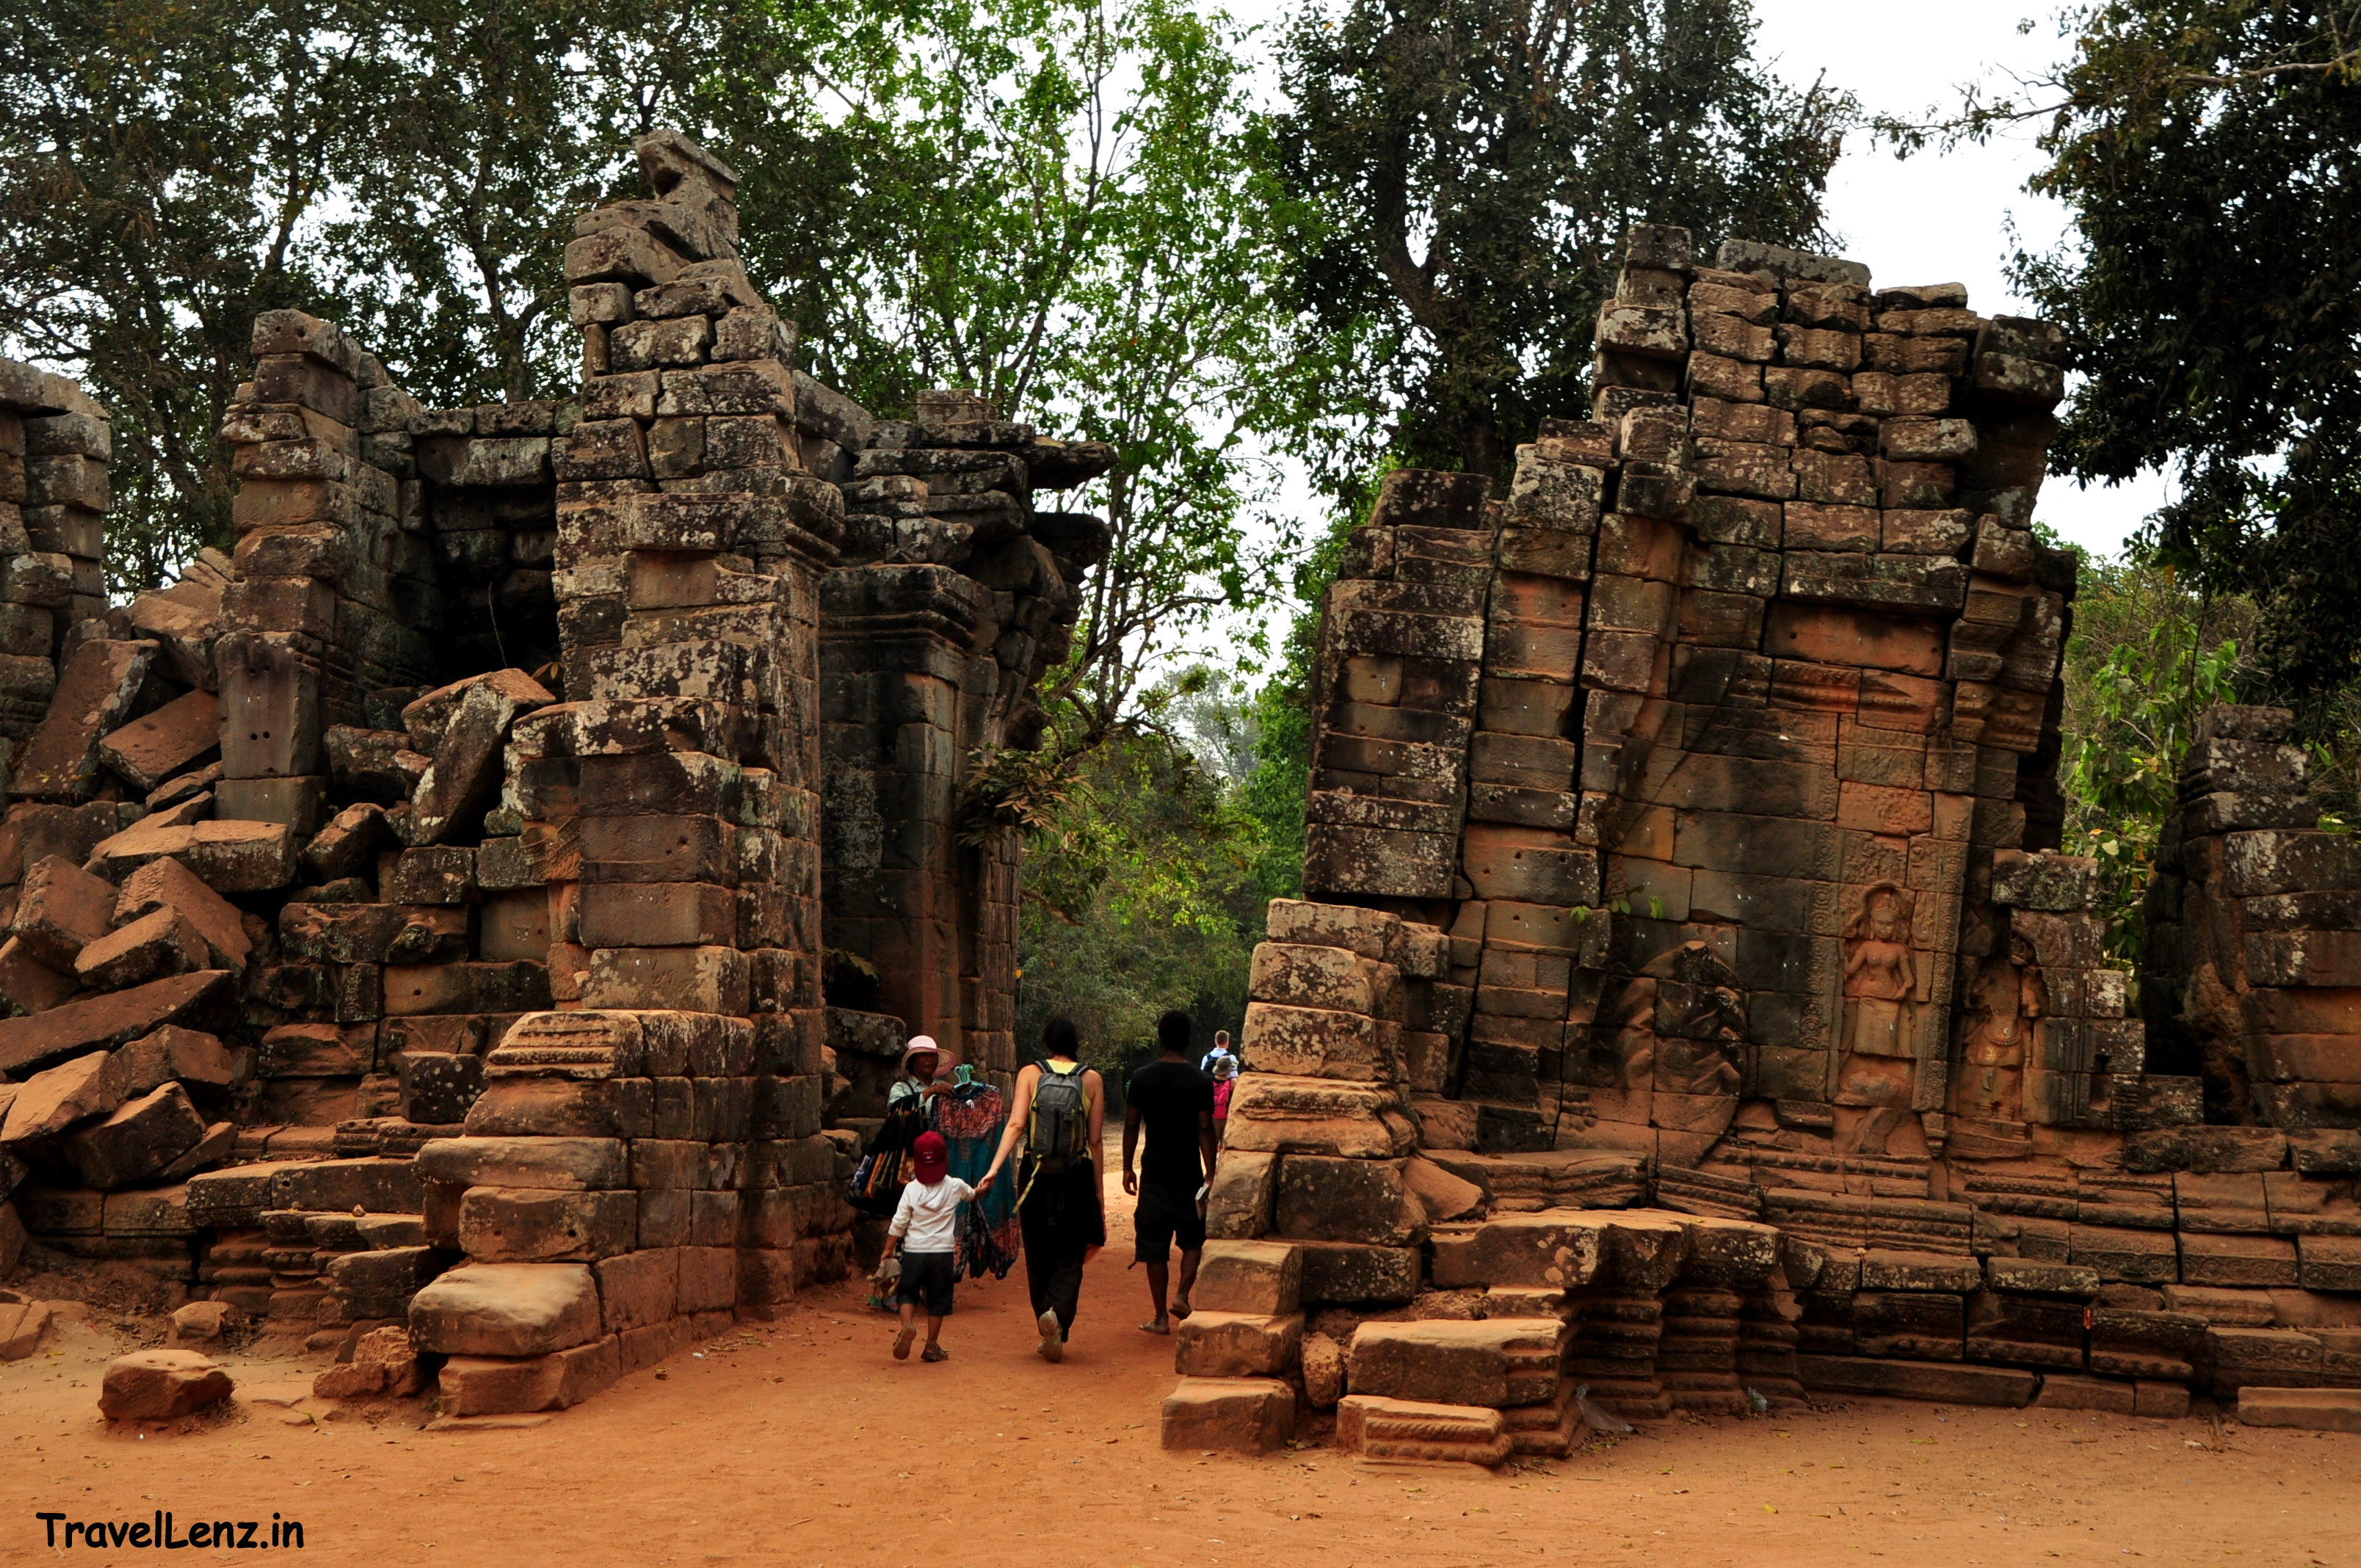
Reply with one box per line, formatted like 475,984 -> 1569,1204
1161,228 -> 2361,1458
0,130 -> 1110,1412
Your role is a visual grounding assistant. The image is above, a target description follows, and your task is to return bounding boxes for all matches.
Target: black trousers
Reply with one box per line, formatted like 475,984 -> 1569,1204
1018,1158 -> 1103,1337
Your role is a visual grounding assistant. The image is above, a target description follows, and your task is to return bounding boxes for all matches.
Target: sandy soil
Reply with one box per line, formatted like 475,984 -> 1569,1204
4,1166 -> 2359,1567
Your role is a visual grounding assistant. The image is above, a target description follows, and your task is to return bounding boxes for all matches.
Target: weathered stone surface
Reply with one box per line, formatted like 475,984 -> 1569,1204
114,855 -> 253,973
11,854 -> 115,970
1796,1355 -> 2038,1406
98,689 -> 222,792
1429,1213 -> 1604,1291
407,1262 -> 602,1356
1159,1376 -> 1296,1453
98,1349 -> 234,1420
90,819 -> 297,890
0,1049 -> 127,1142
1192,1239 -> 1303,1315
10,639 -> 154,800
2237,1387 -> 2361,1432
1335,1395 -> 1511,1465
1175,1312 -> 1304,1378
0,968 -> 235,1077
1347,1317 -> 1567,1407
59,1081 -> 207,1188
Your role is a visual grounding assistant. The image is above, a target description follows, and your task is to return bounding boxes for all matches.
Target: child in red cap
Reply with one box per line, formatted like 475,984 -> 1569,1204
884,1130 -> 973,1362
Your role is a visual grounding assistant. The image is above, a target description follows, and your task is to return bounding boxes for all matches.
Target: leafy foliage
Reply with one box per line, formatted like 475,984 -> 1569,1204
2059,557 -> 2252,957
1273,0 -> 1852,488
1012,680 -> 1277,1077
1924,2 -> 2361,718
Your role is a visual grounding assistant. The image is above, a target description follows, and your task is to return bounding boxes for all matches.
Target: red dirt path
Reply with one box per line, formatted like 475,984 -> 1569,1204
4,1172 -> 2358,1567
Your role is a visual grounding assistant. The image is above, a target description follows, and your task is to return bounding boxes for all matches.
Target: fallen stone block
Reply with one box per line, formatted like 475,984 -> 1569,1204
0,1299 -> 54,1360
2236,1387 -> 2361,1433
1404,1155 -> 1485,1222
10,638 -> 154,801
73,905 -> 208,990
98,688 -> 222,792
117,1025 -> 237,1094
114,856 -> 253,973
408,672 -> 553,844
1191,1239 -> 1302,1315
316,1325 -> 424,1399
1175,1312 -> 1304,1379
2034,1374 -> 2136,1415
0,937 -> 78,1017
1348,1317 -> 1567,1407
0,968 -> 236,1076
59,1081 -> 207,1188
1335,1395 -> 1510,1465
1,1049 -> 128,1143
1794,1354 -> 2037,1407
11,854 -> 116,969
89,819 -> 297,892
1158,1376 -> 1296,1453
407,1261 -> 602,1357
99,1349 -> 233,1420
165,1301 -> 238,1349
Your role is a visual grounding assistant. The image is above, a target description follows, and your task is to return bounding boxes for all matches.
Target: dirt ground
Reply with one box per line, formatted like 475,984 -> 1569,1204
4,1170 -> 2359,1567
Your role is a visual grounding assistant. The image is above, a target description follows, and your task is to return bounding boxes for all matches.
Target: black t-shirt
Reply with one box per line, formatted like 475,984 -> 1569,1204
1128,1059 -> 1214,1191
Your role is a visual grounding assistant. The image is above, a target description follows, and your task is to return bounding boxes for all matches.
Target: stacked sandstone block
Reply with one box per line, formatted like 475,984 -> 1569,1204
213,309 -> 439,832
2146,704 -> 2361,1130
821,396 -> 1112,1070
0,357 -> 112,738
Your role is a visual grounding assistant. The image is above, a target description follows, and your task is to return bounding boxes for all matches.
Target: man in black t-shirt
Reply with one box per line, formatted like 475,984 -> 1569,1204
1123,1009 -> 1218,1335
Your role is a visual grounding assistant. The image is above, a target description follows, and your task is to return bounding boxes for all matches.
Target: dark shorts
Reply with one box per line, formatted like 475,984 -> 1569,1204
1134,1180 -> 1206,1263
894,1250 -> 956,1315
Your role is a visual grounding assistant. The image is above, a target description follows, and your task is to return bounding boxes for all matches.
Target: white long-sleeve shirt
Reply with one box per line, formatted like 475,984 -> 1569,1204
888,1176 -> 974,1253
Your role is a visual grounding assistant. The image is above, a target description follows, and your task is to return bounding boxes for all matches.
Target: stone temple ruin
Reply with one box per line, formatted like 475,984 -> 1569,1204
0,141 -> 2356,1437
1156,226 -> 2361,1456
0,131 -> 1109,1409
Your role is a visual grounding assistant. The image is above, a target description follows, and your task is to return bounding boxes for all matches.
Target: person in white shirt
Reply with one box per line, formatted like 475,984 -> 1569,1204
882,1130 -> 973,1362
1199,1029 -> 1237,1077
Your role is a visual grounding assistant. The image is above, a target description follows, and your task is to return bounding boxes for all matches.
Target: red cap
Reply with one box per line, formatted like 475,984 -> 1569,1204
913,1130 -> 949,1183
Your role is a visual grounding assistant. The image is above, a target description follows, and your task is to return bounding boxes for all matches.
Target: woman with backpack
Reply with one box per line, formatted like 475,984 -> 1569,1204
975,1017 -> 1106,1362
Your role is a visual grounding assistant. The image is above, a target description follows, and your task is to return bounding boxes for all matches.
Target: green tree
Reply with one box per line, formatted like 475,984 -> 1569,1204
2059,556 -> 2252,958
1009,684 -> 1274,1081
1929,3 -> 2361,718
1274,0 -> 1852,489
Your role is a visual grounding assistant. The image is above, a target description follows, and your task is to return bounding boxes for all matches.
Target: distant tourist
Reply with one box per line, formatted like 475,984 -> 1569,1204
1199,1028 -> 1237,1077
976,1019 -> 1106,1362
880,1131 -> 971,1363
1211,1055 -> 1239,1141
1124,1010 -> 1218,1335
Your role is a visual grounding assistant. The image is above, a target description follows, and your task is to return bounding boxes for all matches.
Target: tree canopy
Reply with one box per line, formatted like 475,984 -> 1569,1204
1964,2 -> 2361,714
1274,0 -> 1852,491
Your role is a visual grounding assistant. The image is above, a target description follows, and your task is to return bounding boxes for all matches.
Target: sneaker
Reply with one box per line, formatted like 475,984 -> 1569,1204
921,1344 -> 949,1362
893,1325 -> 915,1361
1037,1309 -> 1065,1363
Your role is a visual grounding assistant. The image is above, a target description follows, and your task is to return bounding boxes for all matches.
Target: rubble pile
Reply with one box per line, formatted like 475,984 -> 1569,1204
1160,226 -> 2361,1454
0,129 -> 1111,1412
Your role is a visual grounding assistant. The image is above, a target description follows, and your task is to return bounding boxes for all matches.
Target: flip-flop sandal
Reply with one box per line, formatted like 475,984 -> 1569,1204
1171,1298 -> 1194,1321
893,1325 -> 915,1360
1137,1320 -> 1172,1335
921,1344 -> 949,1362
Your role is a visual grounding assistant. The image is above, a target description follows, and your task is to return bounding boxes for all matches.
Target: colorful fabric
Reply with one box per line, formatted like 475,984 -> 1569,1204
939,1081 -> 1018,1280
